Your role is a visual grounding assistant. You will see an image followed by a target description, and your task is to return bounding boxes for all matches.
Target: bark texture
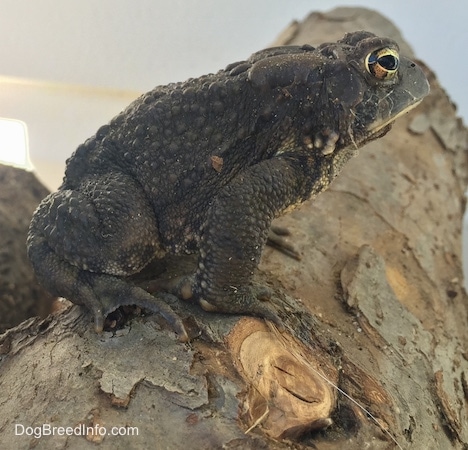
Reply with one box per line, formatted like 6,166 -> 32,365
0,164 -> 53,332
1,7 -> 467,450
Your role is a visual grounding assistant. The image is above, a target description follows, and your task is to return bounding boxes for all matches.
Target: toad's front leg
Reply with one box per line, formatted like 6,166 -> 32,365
191,155 -> 313,326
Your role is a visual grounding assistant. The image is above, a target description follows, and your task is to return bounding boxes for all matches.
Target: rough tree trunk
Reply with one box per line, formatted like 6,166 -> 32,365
0,165 -> 53,332
1,7 -> 467,450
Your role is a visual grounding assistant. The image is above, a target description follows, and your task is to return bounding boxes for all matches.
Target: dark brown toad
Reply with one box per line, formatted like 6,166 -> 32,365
27,31 -> 429,341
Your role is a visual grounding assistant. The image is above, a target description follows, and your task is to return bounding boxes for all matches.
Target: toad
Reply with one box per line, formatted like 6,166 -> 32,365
27,31 -> 429,341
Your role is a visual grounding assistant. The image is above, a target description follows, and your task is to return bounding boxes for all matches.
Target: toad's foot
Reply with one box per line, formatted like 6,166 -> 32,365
87,275 -> 189,342
147,275 -> 284,331
198,283 -> 285,331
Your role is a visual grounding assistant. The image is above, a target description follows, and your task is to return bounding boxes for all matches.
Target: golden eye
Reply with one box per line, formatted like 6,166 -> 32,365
365,48 -> 399,80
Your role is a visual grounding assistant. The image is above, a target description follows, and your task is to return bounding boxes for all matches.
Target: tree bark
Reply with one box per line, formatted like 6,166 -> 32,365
1,7 -> 467,450
0,165 -> 53,332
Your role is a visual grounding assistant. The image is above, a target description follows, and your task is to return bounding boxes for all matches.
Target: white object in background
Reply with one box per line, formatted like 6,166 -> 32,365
0,118 -> 31,169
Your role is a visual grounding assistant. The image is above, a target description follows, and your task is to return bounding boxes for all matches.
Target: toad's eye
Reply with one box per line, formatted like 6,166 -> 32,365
365,48 -> 399,80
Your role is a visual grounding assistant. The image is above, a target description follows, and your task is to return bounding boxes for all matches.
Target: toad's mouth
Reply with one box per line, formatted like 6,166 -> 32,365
367,97 -> 424,136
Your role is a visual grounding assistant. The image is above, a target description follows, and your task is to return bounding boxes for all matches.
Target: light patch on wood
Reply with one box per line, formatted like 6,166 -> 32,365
227,318 -> 336,439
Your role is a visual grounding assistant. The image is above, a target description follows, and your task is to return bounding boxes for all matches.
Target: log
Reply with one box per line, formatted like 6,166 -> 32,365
1,7 -> 467,449
0,164 -> 53,332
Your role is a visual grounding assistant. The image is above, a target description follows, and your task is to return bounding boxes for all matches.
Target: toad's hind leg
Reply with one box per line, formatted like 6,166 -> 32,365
28,238 -> 188,340
27,174 -> 188,341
